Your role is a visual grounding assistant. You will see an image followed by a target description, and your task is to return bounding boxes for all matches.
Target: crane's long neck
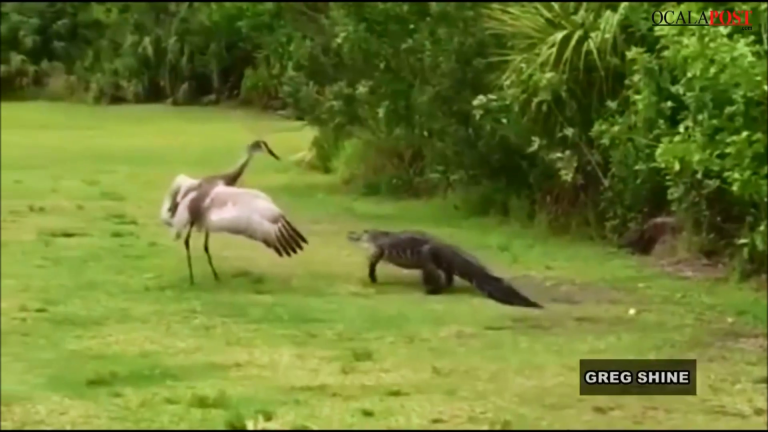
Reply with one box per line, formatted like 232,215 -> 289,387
220,152 -> 254,186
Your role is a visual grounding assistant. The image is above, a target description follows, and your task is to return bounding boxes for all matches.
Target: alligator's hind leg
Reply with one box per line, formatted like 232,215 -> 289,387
420,245 -> 447,295
442,269 -> 454,288
421,267 -> 446,295
429,247 -> 454,289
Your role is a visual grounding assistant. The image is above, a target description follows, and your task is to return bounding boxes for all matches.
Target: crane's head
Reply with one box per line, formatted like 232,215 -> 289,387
247,140 -> 281,161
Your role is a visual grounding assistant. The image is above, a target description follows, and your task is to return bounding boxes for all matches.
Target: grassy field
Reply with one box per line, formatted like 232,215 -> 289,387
1,101 -> 766,429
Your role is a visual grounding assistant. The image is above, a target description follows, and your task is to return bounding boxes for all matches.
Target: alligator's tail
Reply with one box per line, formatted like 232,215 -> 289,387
440,246 -> 544,309
472,274 -> 544,308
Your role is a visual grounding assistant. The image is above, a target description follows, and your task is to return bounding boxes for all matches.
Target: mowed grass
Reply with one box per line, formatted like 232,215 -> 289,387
1,101 -> 766,429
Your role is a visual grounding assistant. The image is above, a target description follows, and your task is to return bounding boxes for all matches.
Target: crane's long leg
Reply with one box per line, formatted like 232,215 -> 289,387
203,231 -> 220,282
184,226 -> 194,285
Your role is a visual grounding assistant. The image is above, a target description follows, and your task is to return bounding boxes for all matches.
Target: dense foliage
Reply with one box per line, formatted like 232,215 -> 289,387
2,2 -> 766,275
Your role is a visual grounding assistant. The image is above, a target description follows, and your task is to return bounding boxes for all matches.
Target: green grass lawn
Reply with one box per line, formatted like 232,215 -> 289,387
1,101 -> 766,429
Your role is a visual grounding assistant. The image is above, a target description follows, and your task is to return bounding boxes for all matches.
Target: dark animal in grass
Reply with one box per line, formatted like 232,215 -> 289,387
619,216 -> 681,255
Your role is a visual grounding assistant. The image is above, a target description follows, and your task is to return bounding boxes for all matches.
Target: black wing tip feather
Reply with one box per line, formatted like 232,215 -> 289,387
474,276 -> 544,309
267,217 -> 309,258
266,241 -> 284,257
283,217 -> 309,245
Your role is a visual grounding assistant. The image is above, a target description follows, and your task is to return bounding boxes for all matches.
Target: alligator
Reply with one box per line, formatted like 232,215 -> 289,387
347,229 -> 543,309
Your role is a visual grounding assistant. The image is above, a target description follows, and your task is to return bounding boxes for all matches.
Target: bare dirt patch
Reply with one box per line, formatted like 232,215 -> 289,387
651,255 -> 730,281
642,237 -> 736,282
712,327 -> 768,352
366,272 -> 625,307
507,274 -> 624,306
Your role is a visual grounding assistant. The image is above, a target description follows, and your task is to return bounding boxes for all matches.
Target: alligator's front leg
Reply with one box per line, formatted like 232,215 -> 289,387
368,248 -> 384,283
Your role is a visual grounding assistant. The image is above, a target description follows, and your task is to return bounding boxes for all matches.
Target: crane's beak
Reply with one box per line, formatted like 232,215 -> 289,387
262,142 -> 281,161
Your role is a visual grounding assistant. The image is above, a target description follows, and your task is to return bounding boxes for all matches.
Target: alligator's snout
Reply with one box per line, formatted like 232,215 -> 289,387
347,231 -> 363,242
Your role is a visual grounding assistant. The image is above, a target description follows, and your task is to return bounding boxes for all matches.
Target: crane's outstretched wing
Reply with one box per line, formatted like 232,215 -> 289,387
205,186 -> 308,257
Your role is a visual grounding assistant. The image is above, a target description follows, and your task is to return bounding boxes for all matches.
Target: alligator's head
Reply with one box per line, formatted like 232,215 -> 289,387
347,229 -> 390,246
346,230 -> 369,244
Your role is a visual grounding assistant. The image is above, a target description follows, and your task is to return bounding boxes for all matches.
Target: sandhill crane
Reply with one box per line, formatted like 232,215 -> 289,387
159,139 -> 279,226
162,176 -> 309,285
